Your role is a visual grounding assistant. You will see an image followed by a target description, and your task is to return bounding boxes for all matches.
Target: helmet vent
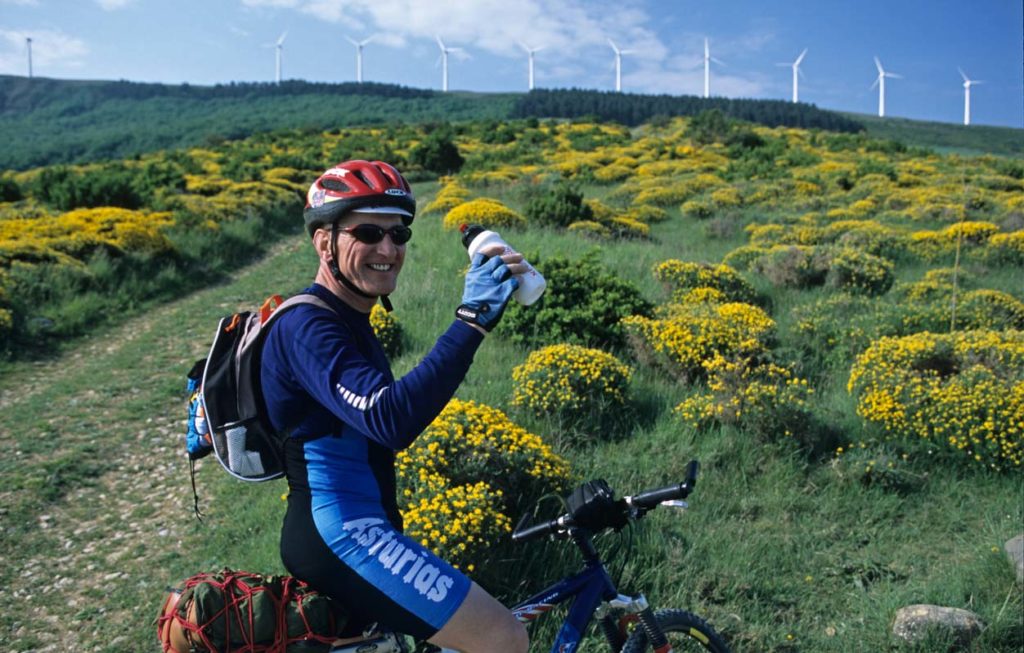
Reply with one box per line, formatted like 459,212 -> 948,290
321,178 -> 351,192
352,170 -> 372,188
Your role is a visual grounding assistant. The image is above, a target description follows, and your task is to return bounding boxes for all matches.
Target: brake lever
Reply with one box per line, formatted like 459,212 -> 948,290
660,500 -> 688,510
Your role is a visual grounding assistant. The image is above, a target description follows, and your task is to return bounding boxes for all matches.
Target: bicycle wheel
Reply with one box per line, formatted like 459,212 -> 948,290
620,608 -> 730,653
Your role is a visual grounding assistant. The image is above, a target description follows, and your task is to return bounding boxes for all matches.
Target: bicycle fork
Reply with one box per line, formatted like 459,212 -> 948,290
595,593 -> 672,652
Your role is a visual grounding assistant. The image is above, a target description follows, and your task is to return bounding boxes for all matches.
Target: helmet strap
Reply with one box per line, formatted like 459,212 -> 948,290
328,221 -> 394,312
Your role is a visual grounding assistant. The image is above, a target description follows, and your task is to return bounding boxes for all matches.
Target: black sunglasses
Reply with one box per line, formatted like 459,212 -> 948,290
340,224 -> 413,245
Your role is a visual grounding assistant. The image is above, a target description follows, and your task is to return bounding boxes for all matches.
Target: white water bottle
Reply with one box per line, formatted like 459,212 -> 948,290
460,223 -> 547,306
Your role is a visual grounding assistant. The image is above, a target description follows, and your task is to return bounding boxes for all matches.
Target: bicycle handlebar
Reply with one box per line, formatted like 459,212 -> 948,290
511,460 -> 699,544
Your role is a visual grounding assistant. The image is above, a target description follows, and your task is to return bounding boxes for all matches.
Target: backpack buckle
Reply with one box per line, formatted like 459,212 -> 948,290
259,294 -> 285,324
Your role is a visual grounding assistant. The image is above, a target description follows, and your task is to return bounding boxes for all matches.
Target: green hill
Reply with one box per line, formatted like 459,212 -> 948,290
843,112 -> 1024,157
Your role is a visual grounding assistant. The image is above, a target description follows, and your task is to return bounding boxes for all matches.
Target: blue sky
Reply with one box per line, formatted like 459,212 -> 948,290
1,0 -> 1022,128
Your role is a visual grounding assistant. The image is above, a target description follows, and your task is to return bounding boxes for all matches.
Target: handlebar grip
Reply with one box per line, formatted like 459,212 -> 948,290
629,460 -> 699,509
511,516 -> 564,543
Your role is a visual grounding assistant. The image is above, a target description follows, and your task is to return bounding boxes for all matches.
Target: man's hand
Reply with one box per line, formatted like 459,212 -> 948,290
456,251 -> 521,332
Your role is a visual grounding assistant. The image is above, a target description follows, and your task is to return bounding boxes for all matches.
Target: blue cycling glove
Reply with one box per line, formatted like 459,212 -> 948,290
456,253 -> 520,332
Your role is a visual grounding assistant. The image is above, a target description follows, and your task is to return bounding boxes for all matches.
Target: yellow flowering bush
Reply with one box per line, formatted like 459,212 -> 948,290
825,248 -> 895,296
401,481 -> 511,573
987,231 -> 1024,264
442,198 -> 525,231
422,177 -> 471,215
369,304 -> 402,358
512,344 -> 632,429
624,299 -> 775,381
653,259 -> 759,304
848,330 -> 1024,470
566,220 -> 611,239
397,399 -> 571,571
675,355 -> 814,441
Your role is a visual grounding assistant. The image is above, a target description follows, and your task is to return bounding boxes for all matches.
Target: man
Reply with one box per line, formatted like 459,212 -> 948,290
261,160 -> 529,652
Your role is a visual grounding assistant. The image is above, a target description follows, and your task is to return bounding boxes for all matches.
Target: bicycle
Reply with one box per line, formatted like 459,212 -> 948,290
328,459 -> 730,653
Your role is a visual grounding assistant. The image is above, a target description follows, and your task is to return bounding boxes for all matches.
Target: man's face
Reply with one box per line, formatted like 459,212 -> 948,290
332,211 -> 407,297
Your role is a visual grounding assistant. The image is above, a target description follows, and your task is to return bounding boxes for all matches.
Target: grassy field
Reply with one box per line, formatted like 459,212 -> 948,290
0,176 -> 1020,651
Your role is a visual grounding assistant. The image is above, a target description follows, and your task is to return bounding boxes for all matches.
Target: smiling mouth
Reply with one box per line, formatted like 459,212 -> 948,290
368,263 -> 393,272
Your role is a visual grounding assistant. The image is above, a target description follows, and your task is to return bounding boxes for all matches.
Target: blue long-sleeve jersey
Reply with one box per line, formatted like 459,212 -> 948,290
261,283 -> 484,526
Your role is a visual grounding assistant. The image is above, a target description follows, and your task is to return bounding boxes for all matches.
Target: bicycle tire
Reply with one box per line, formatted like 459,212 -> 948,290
620,608 -> 731,653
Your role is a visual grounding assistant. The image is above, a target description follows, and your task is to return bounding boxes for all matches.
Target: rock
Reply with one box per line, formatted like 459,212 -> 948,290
1005,534 -> 1024,582
892,604 -> 984,647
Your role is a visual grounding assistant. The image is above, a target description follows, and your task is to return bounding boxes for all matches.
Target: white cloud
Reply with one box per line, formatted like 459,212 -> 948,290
0,28 -> 89,74
238,0 -> 772,97
95,0 -> 135,9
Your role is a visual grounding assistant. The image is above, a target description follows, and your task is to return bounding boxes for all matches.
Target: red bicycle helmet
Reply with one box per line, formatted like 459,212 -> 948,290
303,160 -> 416,236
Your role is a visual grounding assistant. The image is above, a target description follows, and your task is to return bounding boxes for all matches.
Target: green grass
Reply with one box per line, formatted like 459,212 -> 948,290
0,184 -> 1020,652
848,112 -> 1024,157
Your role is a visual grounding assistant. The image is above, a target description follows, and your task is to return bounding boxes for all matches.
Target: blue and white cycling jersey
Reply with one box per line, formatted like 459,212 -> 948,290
261,283 -> 483,638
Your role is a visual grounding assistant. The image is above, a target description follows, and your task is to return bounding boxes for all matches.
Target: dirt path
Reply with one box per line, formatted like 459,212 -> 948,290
1,237 -> 307,651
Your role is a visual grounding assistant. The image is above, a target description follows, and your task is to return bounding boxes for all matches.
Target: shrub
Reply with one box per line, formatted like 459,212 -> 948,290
623,298 -> 775,381
847,330 -> 1024,471
396,399 -> 572,573
523,183 -> 594,229
675,355 -> 814,441
369,304 -> 402,358
680,199 -> 713,219
409,131 -> 464,175
502,252 -> 653,349
825,248 -> 895,296
441,198 -> 525,231
751,245 -> 830,289
512,344 -> 632,431
422,178 -> 471,215
653,259 -> 759,304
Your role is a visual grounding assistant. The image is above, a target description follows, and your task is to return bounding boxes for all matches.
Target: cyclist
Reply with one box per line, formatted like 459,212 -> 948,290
260,160 -> 529,653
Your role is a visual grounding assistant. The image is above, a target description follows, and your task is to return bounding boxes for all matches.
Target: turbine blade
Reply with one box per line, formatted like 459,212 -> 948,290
361,34 -> 375,46
886,72 -> 902,79
874,56 -> 884,74
607,38 -> 619,53
795,48 -> 808,66
711,56 -> 726,66
436,35 -> 446,51
958,66 -> 968,82
277,31 -> 287,46
870,77 -> 879,90
346,35 -> 359,46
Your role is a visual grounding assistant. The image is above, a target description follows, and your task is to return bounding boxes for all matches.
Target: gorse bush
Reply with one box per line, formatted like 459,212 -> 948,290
675,354 -> 814,442
421,177 -> 470,215
847,329 -> 1024,471
825,248 -> 895,296
512,344 -> 632,433
623,295 -> 776,381
502,251 -> 653,350
652,259 -> 760,304
441,198 -> 525,231
396,399 -> 571,576
369,304 -> 402,359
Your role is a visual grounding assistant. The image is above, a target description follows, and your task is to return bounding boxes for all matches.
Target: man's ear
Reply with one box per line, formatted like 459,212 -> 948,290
311,227 -> 332,262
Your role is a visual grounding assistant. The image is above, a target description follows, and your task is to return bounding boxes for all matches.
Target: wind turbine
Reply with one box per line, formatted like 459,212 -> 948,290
519,42 -> 544,91
871,56 -> 901,117
346,35 -> 374,83
703,38 -> 725,98
607,39 -> 634,92
776,48 -> 807,103
273,32 -> 287,84
958,67 -> 983,126
26,37 -> 33,79
435,36 -> 464,92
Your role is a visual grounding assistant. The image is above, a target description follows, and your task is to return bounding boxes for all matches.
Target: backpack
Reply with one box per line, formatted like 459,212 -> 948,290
185,293 -> 334,516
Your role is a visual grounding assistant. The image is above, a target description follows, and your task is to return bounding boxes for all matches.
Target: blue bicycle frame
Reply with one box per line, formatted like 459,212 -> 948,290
510,539 -> 646,653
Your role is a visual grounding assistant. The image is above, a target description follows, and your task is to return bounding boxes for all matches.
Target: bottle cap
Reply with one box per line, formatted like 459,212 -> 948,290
460,223 -> 485,249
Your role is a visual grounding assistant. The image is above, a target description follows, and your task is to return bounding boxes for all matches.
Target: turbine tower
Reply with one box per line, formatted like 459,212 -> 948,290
776,48 -> 807,103
519,42 -> 544,91
607,39 -> 633,92
435,36 -> 463,92
346,35 -> 374,83
959,67 -> 983,126
26,37 -> 33,79
703,38 -> 725,98
871,56 -> 901,117
274,32 -> 287,84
